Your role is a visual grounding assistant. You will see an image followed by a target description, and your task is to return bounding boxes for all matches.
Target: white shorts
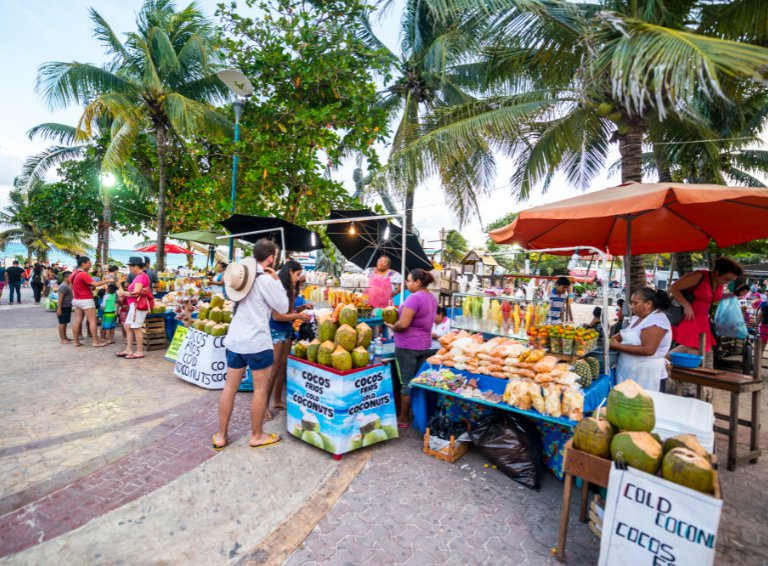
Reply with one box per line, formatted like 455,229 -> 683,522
126,303 -> 148,329
72,298 -> 96,310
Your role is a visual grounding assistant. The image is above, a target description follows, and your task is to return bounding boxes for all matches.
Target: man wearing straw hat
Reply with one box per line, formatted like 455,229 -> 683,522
212,239 -> 289,450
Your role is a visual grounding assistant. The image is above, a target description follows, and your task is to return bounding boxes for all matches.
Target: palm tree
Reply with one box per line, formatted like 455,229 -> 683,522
0,186 -> 91,263
389,0 -> 768,292
363,1 -> 496,231
35,0 -> 230,269
443,229 -> 469,264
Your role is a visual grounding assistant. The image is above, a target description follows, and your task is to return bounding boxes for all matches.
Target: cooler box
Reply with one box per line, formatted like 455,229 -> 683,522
647,391 -> 715,453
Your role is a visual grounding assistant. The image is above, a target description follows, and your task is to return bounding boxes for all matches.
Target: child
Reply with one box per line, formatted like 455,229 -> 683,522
56,271 -> 73,344
101,283 -> 118,345
546,276 -> 571,325
118,281 -> 129,342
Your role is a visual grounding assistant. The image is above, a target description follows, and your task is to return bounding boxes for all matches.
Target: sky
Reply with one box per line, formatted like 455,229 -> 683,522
0,0 -> 621,253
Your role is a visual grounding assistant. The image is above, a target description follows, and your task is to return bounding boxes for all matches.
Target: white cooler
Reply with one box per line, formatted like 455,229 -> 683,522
647,391 -> 715,453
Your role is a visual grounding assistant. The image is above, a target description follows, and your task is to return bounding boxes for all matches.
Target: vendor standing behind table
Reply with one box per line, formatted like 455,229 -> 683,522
546,277 -> 571,325
386,269 -> 437,429
208,261 -> 228,299
610,287 -> 673,392
364,255 -> 403,308
669,257 -> 743,357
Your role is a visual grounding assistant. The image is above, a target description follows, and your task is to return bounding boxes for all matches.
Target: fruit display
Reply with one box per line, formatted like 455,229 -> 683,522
293,305 -> 374,372
302,285 -> 372,316
535,325 -> 600,355
572,379 -> 717,495
188,293 -> 234,335
411,370 -> 502,403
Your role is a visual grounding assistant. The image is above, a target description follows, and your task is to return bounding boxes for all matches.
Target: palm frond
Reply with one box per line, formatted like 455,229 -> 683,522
26,123 -> 83,145
36,61 -> 135,110
19,145 -> 88,189
89,8 -> 130,61
162,93 -> 231,139
699,0 -> 768,46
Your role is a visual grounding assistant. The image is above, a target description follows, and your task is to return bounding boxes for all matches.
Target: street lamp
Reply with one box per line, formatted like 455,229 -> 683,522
217,69 -> 255,261
100,172 -> 117,268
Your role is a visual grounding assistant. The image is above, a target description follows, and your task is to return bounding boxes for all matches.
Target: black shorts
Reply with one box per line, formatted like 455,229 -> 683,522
395,347 -> 432,396
57,307 -> 72,324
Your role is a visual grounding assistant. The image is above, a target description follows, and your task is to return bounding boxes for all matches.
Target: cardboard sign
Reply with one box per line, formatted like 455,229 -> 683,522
599,465 -> 722,566
286,357 -> 398,455
173,328 -> 227,389
164,325 -> 189,361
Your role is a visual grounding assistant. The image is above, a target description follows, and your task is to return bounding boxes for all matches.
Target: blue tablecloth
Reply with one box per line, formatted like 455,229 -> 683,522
410,364 -> 613,479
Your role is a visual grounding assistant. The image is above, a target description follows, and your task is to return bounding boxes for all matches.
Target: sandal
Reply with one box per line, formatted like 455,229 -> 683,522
212,434 -> 227,451
249,433 -> 283,449
125,353 -> 145,359
115,352 -> 128,357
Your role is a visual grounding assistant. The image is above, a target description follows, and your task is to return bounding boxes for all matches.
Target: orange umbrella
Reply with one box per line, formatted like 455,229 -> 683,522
489,182 -> 768,293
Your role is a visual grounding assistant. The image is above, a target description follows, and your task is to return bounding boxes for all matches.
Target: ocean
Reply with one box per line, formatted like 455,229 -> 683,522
1,242 -> 211,269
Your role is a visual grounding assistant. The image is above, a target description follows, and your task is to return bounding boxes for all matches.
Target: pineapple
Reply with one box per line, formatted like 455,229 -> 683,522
585,356 -> 600,379
572,360 -> 593,388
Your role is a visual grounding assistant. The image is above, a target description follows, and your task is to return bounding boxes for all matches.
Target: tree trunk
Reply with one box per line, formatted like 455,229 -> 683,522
674,252 -> 694,276
95,219 -> 105,268
27,247 -> 33,265
102,202 -> 111,267
155,124 -> 168,271
404,186 -> 415,235
619,127 -> 647,295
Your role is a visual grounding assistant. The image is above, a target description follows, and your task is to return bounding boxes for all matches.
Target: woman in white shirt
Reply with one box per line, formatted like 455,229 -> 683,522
610,287 -> 672,392
430,306 -> 452,350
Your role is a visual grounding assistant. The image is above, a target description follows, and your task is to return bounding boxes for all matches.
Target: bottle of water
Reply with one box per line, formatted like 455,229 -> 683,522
373,338 -> 383,365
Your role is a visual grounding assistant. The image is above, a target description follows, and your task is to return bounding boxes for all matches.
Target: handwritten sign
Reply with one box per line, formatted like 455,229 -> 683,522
599,465 -> 722,566
173,328 -> 227,389
164,325 -> 189,361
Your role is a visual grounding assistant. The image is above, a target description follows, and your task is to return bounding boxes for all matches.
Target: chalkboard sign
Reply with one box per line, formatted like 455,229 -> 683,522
164,325 -> 189,362
599,464 -> 722,566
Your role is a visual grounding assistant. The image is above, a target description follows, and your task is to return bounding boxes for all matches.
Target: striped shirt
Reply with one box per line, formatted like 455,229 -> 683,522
547,290 -> 568,324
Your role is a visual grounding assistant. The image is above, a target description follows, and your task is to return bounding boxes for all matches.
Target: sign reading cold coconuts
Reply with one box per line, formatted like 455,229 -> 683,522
287,305 -> 398,456
570,379 -> 723,565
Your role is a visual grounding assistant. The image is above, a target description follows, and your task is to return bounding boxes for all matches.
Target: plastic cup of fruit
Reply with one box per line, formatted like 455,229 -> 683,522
549,337 -> 562,353
562,338 -> 574,355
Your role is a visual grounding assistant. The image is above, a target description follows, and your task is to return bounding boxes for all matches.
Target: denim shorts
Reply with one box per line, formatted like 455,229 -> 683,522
395,347 -> 432,396
226,349 -> 274,371
271,329 -> 294,343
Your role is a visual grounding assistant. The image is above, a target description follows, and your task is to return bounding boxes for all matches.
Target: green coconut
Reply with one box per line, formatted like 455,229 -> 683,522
335,324 -> 357,352
611,431 -> 663,474
222,310 -> 234,324
356,322 -> 373,349
351,346 -> 370,369
197,304 -> 210,321
193,319 -> 207,331
331,345 -> 352,372
293,340 -> 309,359
382,306 -> 399,325
210,323 -> 227,336
210,294 -> 226,310
301,430 -> 326,450
339,305 -> 359,328
318,341 -> 336,366
362,428 -> 389,447
359,414 -> 381,436
606,379 -> 656,432
663,433 -> 708,458
209,306 -> 224,323
662,448 -> 714,493
204,320 -> 217,335
318,316 -> 338,342
573,415 -> 614,459
307,338 -> 322,364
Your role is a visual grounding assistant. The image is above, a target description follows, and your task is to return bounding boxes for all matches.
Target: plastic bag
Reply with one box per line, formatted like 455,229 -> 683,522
714,296 -> 748,339
469,413 -> 543,490
427,406 -> 467,441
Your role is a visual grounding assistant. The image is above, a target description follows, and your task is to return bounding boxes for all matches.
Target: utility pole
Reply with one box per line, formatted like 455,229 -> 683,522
439,227 -> 447,267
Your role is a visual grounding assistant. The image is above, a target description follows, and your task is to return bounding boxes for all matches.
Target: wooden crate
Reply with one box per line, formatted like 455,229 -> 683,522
423,427 -> 471,463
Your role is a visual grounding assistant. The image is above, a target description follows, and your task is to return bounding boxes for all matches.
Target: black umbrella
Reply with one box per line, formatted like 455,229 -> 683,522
219,214 -> 324,252
324,209 -> 432,272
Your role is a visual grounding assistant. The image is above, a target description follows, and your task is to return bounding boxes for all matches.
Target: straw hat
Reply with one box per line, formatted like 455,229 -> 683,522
223,257 -> 258,302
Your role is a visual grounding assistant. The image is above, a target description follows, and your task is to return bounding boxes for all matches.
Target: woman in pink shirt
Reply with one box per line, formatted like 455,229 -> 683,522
116,256 -> 151,359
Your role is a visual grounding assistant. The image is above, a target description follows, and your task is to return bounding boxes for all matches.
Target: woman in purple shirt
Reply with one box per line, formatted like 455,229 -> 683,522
386,269 -> 437,428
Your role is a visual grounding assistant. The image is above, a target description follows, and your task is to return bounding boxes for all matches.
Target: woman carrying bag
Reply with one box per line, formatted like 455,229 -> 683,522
116,256 -> 152,359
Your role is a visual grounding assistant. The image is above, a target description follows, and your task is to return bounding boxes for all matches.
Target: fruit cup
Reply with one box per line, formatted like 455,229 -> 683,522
561,338 -> 574,355
549,336 -> 562,353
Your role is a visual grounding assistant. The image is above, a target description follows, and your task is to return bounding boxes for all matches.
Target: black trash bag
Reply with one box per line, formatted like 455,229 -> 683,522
428,406 -> 467,440
469,412 -> 543,490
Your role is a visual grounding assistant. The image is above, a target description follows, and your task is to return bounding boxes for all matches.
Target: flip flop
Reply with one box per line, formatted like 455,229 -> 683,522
125,354 -> 145,359
398,423 -> 410,429
249,433 -> 283,449
93,343 -> 107,348
212,434 -> 227,451
115,352 -> 128,357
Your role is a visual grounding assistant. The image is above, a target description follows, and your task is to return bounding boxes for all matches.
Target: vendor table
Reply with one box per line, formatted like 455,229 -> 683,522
410,364 -> 612,477
670,367 -> 763,470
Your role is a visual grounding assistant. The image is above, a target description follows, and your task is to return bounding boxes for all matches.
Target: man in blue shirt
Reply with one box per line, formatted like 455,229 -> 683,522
546,276 -> 572,325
